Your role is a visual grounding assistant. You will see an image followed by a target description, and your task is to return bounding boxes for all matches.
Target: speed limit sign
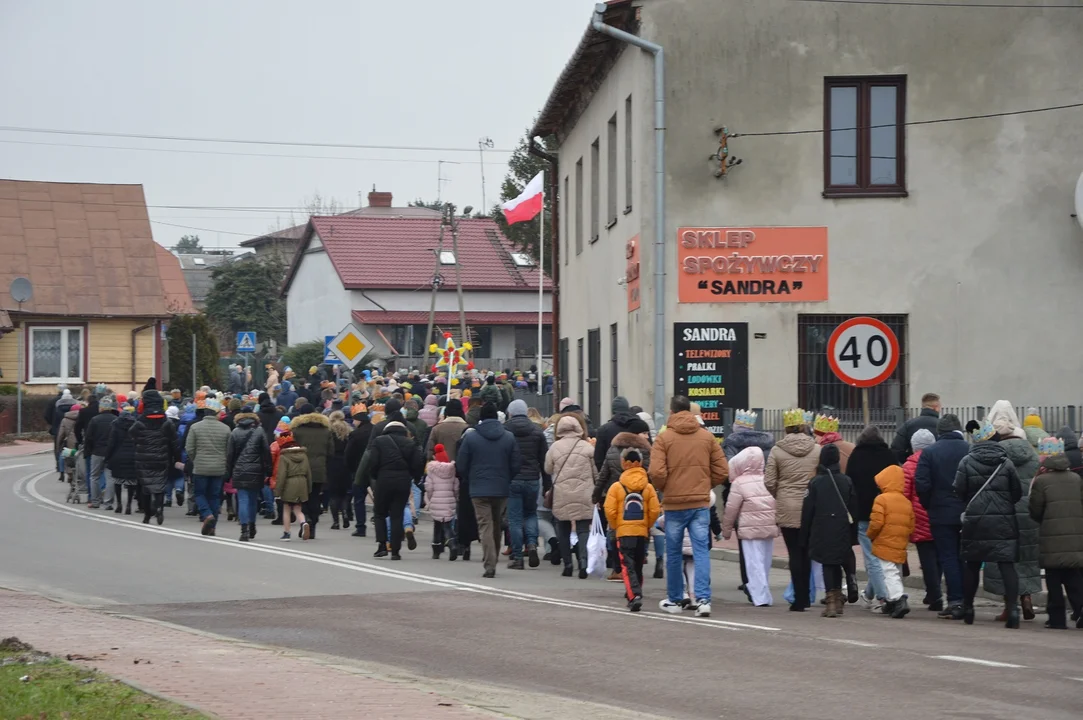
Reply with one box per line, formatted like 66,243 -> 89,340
827,317 -> 899,388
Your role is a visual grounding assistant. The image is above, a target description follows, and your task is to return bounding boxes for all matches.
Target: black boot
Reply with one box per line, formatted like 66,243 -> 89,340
432,543 -> 443,560
653,556 -> 664,579
549,537 -> 562,566
462,543 -> 471,562
330,510 -> 340,531
248,522 -> 256,539
272,500 -> 284,525
448,539 -> 459,561
240,525 -> 250,542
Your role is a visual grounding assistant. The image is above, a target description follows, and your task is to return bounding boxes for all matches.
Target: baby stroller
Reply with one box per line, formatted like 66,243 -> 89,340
66,447 -> 84,504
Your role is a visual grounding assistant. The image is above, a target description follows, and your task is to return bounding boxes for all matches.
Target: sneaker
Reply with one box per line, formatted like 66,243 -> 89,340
300,522 -> 311,541
280,532 -> 291,541
606,570 -> 623,583
938,604 -> 965,620
695,602 -> 712,618
88,502 -> 99,509
629,596 -> 643,613
891,596 -> 910,619
508,559 -> 525,570
374,548 -> 389,559
659,599 -> 684,615
526,545 -> 540,568
406,529 -> 417,551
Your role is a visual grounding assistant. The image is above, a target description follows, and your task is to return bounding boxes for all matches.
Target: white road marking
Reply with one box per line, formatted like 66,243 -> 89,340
0,463 -> 33,471
931,655 -> 1026,669
18,471 -> 781,634
827,638 -> 878,647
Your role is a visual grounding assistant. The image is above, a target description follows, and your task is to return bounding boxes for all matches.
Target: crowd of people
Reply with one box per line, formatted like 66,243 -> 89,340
46,374 -> 1083,628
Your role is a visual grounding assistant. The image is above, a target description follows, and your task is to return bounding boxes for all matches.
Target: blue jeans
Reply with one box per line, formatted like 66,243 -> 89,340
385,505 -> 413,535
507,479 -> 539,560
411,482 -> 423,525
858,520 -> 886,600
665,507 -> 711,604
353,490 -> 367,530
260,485 -> 275,515
165,475 -> 184,504
192,474 -> 225,523
236,487 -> 260,525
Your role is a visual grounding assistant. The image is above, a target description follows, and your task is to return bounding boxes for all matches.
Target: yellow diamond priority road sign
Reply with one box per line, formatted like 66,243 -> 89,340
328,323 -> 373,369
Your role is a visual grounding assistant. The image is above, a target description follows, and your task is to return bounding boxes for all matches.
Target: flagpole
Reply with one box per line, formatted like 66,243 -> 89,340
537,179 -> 544,396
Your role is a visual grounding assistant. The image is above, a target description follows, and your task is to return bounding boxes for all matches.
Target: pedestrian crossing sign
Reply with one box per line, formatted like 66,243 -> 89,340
328,324 -> 373,369
236,331 -> 257,353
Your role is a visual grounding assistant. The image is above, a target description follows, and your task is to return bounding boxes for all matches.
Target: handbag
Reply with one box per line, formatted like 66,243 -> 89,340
826,469 -> 853,525
961,461 -> 1006,524
586,507 -> 608,578
544,439 -> 582,511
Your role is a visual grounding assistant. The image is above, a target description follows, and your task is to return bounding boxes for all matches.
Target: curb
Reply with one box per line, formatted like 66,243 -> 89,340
709,547 -> 1046,605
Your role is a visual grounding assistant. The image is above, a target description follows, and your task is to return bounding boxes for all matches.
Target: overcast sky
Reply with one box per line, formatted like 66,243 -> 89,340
0,0 -> 595,250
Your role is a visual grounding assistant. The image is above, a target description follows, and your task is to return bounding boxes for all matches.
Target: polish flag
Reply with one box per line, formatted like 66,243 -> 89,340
501,171 -> 544,225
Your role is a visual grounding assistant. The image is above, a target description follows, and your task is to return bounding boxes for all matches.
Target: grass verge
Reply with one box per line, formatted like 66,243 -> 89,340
0,638 -> 206,719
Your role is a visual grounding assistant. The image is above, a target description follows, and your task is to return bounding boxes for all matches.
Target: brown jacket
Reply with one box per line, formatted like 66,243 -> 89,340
765,432 -> 821,528
649,412 -> 728,511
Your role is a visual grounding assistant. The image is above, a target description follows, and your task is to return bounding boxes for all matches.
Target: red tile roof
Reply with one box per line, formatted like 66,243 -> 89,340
352,310 -> 552,326
283,215 -> 552,294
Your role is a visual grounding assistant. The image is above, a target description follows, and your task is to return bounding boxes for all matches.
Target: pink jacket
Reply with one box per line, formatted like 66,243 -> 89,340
721,446 -> 779,541
419,395 -> 440,428
424,459 -> 459,522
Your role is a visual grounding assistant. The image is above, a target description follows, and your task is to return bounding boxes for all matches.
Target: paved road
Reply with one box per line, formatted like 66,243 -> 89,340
2,455 -> 1082,719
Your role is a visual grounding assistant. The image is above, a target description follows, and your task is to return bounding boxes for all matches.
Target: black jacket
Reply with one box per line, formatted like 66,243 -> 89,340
51,399 -> 74,437
593,412 -> 637,470
129,391 -> 180,494
914,431 -> 970,526
44,392 -> 60,433
327,433 -> 351,494
345,417 -> 373,481
74,398 -> 99,445
505,415 -> 551,487
104,412 -> 138,481
226,413 -> 272,490
357,424 -> 423,490
257,403 -> 282,446
846,439 -> 897,522
84,410 -> 118,457
954,441 -> 1023,563
800,464 -> 859,565
1056,426 -> 1083,474
890,407 -> 939,463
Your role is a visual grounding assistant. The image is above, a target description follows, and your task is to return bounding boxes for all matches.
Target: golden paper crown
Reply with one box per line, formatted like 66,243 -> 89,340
783,408 -> 806,427
813,414 -> 839,434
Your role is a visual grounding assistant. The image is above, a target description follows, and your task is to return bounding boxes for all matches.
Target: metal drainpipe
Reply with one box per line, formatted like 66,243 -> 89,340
528,138 -> 559,399
131,323 -> 152,390
591,3 -> 667,423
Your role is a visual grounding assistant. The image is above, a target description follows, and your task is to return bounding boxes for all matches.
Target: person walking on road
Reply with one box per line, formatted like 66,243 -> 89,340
274,436 -> 312,541
890,393 -> 940,463
903,429 -> 942,611
954,421 -> 1024,628
1029,436 -> 1083,629
458,404 -> 521,577
650,395 -> 729,618
604,447 -> 660,612
915,413 -> 971,619
425,443 -> 460,560
846,425 -> 898,610
226,410 -> 272,542
800,444 -> 859,618
593,396 -> 638,470
326,411 -> 353,531
129,390 -> 181,526
56,402 -> 82,502
290,405 -> 334,539
84,396 -> 118,510
357,419 -> 424,560
546,415 -> 596,579
504,399 -> 550,569
104,405 -> 139,514
185,399 -> 232,537
723,410 -> 776,597
721,446 -> 778,607
427,399 -> 475,558
765,409 -> 821,612
867,465 -> 916,618
345,404 -> 373,537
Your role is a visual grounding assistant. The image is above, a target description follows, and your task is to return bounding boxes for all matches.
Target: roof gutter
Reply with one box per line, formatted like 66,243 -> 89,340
528,138 -> 560,397
590,3 -> 667,423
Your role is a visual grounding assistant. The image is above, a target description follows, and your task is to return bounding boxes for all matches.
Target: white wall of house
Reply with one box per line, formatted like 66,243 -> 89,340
285,237 -> 351,345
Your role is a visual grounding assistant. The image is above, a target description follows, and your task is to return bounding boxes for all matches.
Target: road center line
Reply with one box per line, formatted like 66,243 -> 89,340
931,655 -> 1026,669
827,638 -> 878,647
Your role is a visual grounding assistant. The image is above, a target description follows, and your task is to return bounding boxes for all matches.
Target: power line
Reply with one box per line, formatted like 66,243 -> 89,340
0,138 -> 506,166
733,100 -> 1083,137
150,219 -> 263,237
0,125 -> 515,154
785,0 -> 1083,8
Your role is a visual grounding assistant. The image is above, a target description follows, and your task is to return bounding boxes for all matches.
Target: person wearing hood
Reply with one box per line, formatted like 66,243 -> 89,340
1022,408 -> 1046,449
274,436 -> 312,541
425,443 -> 461,560
811,414 -> 854,472
954,422 -> 1024,628
1055,426 -> 1083,473
982,400 -> 1042,622
478,373 -> 503,409
799,444 -> 859,618
722,446 -> 778,607
104,404 -> 139,514
290,405 -> 334,539
593,417 -> 651,580
56,403 -> 82,502
765,409 -> 821,612
130,390 -> 181,526
650,395 -> 729,617
326,411 -> 353,531
185,401 -> 232,535
426,399 -> 475,556
419,393 -> 440,428
890,392 -> 940,463
346,404 -> 373,537
356,418 -> 423,559
594,396 -> 638,471
256,393 -> 282,447
44,383 -> 65,436
226,410 -> 271,542
903,429 -> 942,610
277,381 -> 298,411
1029,437 -> 1083,629
867,465 -> 916,618
846,425 -> 898,609
546,415 -> 596,579
604,447 -> 660,612
723,410 -> 776,593
504,399 -> 551,569
85,397 -> 119,510
458,404 -> 522,577
228,365 -> 245,395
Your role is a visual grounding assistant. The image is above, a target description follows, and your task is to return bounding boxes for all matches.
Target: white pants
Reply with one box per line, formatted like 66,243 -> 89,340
879,558 -> 905,601
742,538 -> 774,606
682,556 -> 696,603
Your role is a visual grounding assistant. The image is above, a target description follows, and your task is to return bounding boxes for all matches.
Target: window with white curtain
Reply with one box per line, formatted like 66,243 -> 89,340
29,326 -> 84,382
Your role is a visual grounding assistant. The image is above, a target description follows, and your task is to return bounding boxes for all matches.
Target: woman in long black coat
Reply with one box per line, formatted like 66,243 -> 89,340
954,431 -> 1023,628
800,444 -> 859,617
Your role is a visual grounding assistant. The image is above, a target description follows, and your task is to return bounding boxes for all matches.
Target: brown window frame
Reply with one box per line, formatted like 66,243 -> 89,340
823,75 -> 907,198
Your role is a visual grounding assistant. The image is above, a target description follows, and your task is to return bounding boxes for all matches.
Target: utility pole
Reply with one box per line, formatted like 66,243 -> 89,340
424,222 -> 446,371
478,137 -> 494,214
445,203 -> 469,349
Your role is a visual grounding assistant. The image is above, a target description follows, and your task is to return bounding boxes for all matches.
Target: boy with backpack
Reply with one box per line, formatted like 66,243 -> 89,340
604,447 -> 660,611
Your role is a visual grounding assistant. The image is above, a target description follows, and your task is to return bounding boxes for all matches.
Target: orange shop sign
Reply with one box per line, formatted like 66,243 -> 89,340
677,226 -> 828,303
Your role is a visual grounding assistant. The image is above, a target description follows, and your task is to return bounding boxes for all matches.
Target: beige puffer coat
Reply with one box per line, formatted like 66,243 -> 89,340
765,432 -> 821,528
544,416 -> 597,522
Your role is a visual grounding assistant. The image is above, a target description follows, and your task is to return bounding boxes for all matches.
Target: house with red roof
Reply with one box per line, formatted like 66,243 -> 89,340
281,191 -> 552,370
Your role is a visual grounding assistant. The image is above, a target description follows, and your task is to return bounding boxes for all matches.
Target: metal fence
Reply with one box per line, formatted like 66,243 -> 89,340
728,405 -> 1083,443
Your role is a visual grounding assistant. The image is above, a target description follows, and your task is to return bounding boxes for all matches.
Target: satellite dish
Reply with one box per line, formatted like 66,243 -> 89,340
9,277 -> 32,304
1076,171 -> 1083,233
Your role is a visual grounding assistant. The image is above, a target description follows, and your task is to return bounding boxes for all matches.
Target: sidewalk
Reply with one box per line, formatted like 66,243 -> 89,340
0,589 -> 487,720
0,440 -> 53,458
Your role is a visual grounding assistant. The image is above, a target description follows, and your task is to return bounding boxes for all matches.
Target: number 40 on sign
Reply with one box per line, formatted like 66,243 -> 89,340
826,317 -> 899,388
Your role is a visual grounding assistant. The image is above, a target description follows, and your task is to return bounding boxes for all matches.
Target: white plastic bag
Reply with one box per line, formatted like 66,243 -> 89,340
586,507 -> 608,578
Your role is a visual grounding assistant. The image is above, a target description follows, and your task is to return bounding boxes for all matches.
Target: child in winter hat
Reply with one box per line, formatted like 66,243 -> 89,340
604,447 -> 660,612
425,443 -> 459,560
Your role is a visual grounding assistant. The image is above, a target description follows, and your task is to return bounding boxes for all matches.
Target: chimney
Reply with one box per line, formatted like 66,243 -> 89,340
368,190 -> 393,208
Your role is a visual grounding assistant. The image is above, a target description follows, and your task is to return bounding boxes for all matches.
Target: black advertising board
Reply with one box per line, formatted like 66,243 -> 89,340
673,322 -> 749,437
